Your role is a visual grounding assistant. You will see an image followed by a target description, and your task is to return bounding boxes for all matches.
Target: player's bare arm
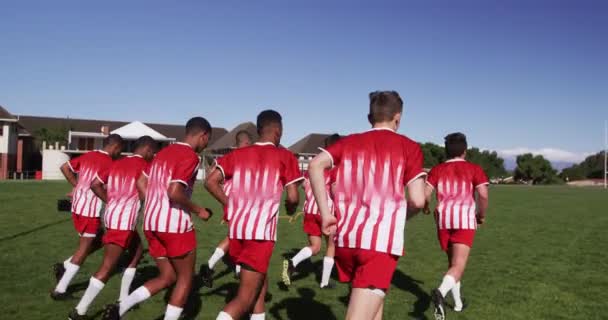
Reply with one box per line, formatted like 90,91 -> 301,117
308,151 -> 336,236
90,179 -> 108,203
406,177 -> 426,220
167,182 -> 212,220
284,183 -> 299,216
60,162 -> 78,188
423,183 -> 435,215
476,184 -> 489,225
136,174 -> 147,201
204,169 -> 228,207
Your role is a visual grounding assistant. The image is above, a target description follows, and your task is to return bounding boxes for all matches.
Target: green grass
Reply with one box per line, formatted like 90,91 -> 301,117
0,182 -> 607,319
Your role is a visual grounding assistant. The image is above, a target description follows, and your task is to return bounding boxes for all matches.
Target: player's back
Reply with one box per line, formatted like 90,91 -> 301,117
325,128 -> 425,256
428,159 -> 488,229
303,170 -> 334,215
70,150 -> 114,217
217,142 -> 302,240
143,143 -> 200,233
104,155 -> 149,230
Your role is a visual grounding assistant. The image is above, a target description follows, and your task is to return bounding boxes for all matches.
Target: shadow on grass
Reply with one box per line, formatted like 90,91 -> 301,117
0,218 -> 70,242
269,287 -> 337,320
391,269 -> 431,319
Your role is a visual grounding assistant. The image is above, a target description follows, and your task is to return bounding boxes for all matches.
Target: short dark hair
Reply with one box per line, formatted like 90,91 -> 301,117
103,134 -> 124,147
324,133 -> 341,148
186,117 -> 212,136
133,135 -> 156,151
235,130 -> 252,145
256,110 -> 282,133
368,91 -> 403,124
444,132 -> 468,158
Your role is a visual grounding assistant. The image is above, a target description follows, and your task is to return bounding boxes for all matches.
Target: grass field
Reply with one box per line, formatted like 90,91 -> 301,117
0,182 -> 606,320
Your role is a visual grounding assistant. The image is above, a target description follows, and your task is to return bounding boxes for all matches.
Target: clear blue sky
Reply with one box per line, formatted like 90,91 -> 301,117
1,0 -> 606,163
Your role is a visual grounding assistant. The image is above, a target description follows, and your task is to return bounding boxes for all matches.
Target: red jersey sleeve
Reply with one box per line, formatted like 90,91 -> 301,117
323,138 -> 346,168
403,142 -> 426,186
426,166 -> 439,189
473,165 -> 489,187
216,152 -> 235,180
95,166 -> 110,184
282,151 -> 303,186
171,153 -> 200,186
68,156 -> 82,173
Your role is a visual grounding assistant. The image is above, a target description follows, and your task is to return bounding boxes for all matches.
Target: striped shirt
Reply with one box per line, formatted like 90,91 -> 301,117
302,170 -> 335,215
68,150 -> 113,217
426,158 -> 489,230
323,128 -> 426,256
216,142 -> 303,241
143,143 -> 201,233
96,155 -> 149,230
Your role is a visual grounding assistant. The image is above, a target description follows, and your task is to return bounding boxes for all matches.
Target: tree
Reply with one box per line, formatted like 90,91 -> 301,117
420,142 -> 445,168
466,148 -> 508,178
32,127 -> 69,148
419,143 -> 508,178
560,151 -> 606,180
514,153 -> 561,184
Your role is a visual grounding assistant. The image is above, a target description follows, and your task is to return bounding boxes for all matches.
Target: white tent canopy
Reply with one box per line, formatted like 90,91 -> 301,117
111,121 -> 174,141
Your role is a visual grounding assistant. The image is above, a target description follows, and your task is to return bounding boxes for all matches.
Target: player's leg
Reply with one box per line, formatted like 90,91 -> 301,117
283,235 -> 321,286
446,243 -> 470,312
218,267 -> 266,319
320,235 -> 336,288
163,250 -> 197,320
373,301 -> 384,320
201,236 -> 230,287
251,276 -> 269,319
53,233 -> 102,297
120,233 -> 144,301
345,288 -> 385,320
106,257 -> 176,318
72,242 -> 124,317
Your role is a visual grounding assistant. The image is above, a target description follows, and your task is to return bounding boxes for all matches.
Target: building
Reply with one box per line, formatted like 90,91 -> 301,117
207,122 -> 259,155
0,106 -> 19,179
0,106 -> 229,180
288,133 -> 332,171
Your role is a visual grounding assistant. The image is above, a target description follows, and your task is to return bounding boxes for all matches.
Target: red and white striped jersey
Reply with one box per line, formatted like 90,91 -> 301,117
143,143 -> 201,233
216,142 -> 303,241
302,170 -> 335,215
68,150 -> 114,217
426,158 -> 489,230
95,155 -> 149,230
223,179 -> 235,221
323,128 -> 426,256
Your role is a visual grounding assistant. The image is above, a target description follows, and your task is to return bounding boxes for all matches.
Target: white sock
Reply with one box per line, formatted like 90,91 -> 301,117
54,261 -> 80,293
119,286 -> 151,316
119,268 -> 137,302
216,311 -> 234,320
438,275 -> 457,297
452,281 -> 463,311
75,277 -> 105,315
208,248 -> 225,270
320,256 -> 334,287
235,265 -> 241,276
163,304 -> 183,320
291,247 -> 313,267
64,256 -> 73,266
251,313 -> 265,320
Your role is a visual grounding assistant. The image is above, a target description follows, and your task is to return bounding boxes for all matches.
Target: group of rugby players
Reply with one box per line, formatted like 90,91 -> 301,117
51,90 -> 489,320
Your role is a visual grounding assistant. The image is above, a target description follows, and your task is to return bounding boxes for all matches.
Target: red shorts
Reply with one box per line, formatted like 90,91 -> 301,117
72,213 -> 101,236
303,214 -> 322,237
229,239 -> 275,274
103,229 -> 140,249
437,229 -> 476,252
144,230 -> 196,259
334,247 -> 399,290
